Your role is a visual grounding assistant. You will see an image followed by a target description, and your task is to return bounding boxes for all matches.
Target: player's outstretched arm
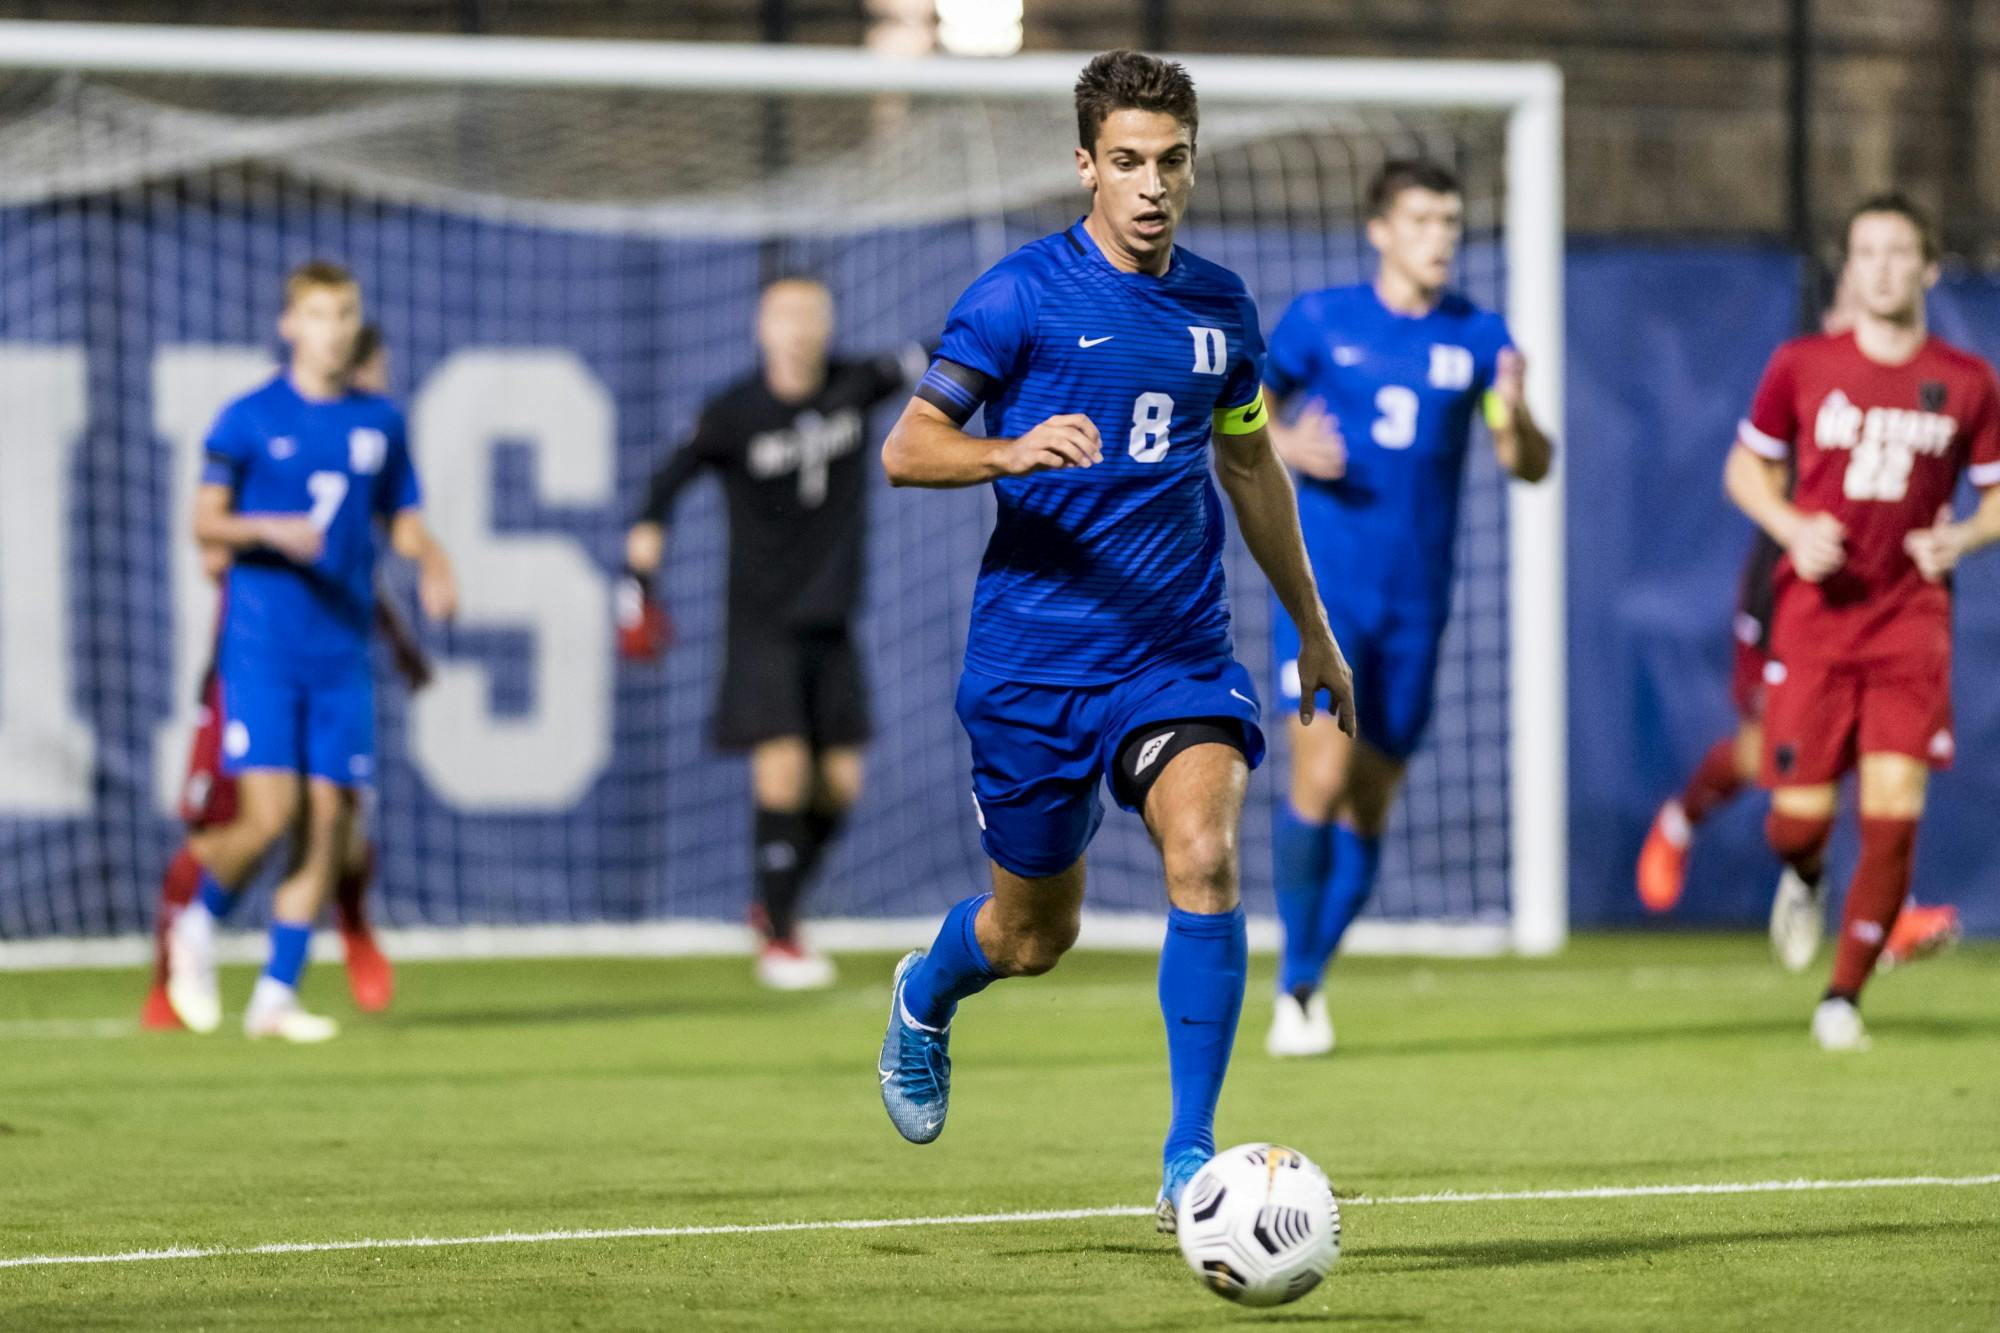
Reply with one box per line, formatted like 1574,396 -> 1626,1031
881,399 -> 1102,489
1212,422 -> 1355,735
1488,349 -> 1554,483
389,510 -> 458,622
1906,485 -> 2000,581
1724,443 -> 1845,583
191,482 -> 323,566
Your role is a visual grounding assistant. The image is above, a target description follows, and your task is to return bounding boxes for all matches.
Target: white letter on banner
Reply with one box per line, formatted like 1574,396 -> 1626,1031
0,345 -> 94,813
150,347 -> 274,814
410,350 -> 613,809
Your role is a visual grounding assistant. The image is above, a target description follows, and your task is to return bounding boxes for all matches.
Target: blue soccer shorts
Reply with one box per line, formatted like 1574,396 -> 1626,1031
955,652 -> 1266,880
218,649 -> 376,787
1273,591 -> 1446,762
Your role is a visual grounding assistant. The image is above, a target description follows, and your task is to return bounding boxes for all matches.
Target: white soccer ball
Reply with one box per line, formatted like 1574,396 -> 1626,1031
1174,1143 -> 1341,1307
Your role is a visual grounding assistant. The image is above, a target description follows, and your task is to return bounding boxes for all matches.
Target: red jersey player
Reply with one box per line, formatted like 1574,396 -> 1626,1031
1724,194 -> 2000,1051
1637,277 -> 1961,971
143,325 -> 425,1028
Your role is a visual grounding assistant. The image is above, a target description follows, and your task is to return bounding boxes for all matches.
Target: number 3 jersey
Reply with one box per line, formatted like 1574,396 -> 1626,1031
1262,283 -> 1512,617
917,220 -> 1266,686
202,373 -> 422,674
1737,330 -> 2000,663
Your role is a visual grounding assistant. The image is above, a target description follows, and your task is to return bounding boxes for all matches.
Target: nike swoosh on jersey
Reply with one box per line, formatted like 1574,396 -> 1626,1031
1332,346 -> 1364,365
1077,335 -> 1115,348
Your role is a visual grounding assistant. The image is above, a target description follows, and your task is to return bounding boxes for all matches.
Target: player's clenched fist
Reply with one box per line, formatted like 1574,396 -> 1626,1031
255,515 -> 325,566
999,414 -> 1103,475
1784,511 -> 1846,583
1904,520 -> 1972,582
1282,401 -> 1347,482
1294,612 -> 1357,736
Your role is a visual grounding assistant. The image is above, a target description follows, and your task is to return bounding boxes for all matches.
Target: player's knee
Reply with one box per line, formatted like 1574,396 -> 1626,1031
1163,821 -> 1239,907
814,751 -> 864,813
236,792 -> 298,855
1289,766 -> 1344,823
989,912 -> 1078,977
1340,768 -> 1401,838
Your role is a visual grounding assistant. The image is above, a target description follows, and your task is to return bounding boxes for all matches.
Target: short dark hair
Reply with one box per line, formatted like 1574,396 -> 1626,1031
1074,50 -> 1198,152
284,258 -> 356,306
1368,160 -> 1462,218
349,322 -> 384,369
1844,191 -> 1939,263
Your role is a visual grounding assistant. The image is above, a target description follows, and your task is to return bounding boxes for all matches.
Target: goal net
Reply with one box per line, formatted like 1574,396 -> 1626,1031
0,25 -> 1564,961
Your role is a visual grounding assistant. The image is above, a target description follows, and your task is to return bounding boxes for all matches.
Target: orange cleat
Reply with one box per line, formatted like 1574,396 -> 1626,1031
342,929 -> 395,1013
140,982 -> 185,1031
1882,902 -> 1960,970
1636,801 -> 1692,914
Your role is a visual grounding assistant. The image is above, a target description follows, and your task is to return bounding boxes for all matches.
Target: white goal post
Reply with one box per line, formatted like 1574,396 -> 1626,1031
0,22 -> 1564,962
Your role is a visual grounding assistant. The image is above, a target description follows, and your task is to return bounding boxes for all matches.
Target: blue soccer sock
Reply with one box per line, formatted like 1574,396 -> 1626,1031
262,919 -> 313,988
900,892 -> 998,1030
196,866 -> 239,921
1158,905 -> 1247,1166
1311,826 -> 1383,976
1273,804 -> 1333,997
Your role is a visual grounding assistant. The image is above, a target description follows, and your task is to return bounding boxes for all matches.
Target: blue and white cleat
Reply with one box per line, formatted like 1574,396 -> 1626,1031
1155,1146 -> 1211,1234
879,950 -> 951,1144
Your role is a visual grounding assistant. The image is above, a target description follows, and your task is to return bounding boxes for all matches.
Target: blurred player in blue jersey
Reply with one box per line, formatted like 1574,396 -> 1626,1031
872,51 -> 1354,1230
145,324 -> 427,1030
163,262 -> 457,1043
1262,161 -> 1554,1057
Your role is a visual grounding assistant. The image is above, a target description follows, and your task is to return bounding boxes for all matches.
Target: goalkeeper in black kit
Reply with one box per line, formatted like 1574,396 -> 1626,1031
622,275 -> 922,990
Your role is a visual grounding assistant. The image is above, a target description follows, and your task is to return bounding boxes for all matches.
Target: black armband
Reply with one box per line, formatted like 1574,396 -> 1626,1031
914,358 -> 998,428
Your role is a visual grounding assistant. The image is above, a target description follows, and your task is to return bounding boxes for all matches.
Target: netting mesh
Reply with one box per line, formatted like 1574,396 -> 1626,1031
0,67 -> 1511,939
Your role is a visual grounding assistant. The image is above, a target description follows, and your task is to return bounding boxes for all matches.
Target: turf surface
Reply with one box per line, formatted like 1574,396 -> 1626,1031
1,933 -> 1996,1329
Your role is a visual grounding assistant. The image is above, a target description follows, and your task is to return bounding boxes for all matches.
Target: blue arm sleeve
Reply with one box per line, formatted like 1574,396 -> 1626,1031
379,409 -> 422,515
1261,294 -> 1316,401
1221,292 -> 1268,410
936,262 -> 1033,382
200,402 -> 254,488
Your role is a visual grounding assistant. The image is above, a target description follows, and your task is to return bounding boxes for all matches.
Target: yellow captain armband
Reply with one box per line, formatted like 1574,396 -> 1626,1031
1482,389 -> 1513,432
1212,388 -> 1269,436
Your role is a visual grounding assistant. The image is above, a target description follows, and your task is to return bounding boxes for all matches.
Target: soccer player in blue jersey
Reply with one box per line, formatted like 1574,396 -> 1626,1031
873,50 -> 1354,1230
1261,160 -> 1554,1057
164,261 -> 456,1043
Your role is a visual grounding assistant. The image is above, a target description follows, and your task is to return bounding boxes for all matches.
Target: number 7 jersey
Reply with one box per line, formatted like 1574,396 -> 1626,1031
1738,329 -> 2000,663
918,220 -> 1267,686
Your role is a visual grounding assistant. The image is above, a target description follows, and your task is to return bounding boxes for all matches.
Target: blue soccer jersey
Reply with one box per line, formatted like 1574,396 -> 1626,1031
1264,283 -> 1512,612
202,373 -> 421,675
920,220 -> 1268,686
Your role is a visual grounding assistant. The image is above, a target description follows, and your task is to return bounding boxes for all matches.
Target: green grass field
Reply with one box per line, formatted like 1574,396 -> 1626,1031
2,933 -> 1996,1330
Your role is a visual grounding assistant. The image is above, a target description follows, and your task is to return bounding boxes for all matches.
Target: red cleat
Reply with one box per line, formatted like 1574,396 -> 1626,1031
140,982 -> 185,1031
1882,902 -> 1961,970
1636,801 -> 1692,914
342,929 -> 395,1013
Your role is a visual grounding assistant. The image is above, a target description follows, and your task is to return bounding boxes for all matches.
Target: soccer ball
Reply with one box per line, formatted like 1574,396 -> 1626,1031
1174,1143 -> 1341,1307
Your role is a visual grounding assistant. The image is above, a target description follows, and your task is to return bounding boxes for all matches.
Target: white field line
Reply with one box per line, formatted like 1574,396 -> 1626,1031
0,1017 -> 140,1040
3,1173 -> 1995,1271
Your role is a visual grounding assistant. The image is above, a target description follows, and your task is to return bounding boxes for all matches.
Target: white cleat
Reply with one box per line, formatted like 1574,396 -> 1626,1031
1265,990 -> 1335,1058
1769,867 -> 1825,974
1811,997 -> 1869,1052
756,940 -> 837,992
244,979 -> 339,1044
165,902 -> 222,1035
